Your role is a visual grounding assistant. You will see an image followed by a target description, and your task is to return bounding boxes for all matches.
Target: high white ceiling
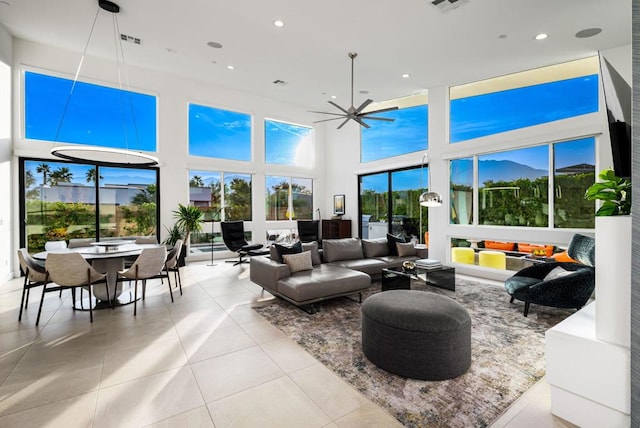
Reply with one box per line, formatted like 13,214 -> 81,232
0,0 -> 632,110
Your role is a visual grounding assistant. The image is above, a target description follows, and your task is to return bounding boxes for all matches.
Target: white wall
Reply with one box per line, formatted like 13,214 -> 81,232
0,24 -> 13,284
10,38 -> 327,271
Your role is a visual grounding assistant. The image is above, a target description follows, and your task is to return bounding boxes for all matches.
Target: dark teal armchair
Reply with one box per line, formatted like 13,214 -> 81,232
505,234 -> 595,317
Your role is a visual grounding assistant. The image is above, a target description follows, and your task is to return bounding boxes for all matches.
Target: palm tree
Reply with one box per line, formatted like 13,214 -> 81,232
190,175 -> 204,187
85,167 -> 103,184
36,163 -> 51,187
49,167 -> 73,186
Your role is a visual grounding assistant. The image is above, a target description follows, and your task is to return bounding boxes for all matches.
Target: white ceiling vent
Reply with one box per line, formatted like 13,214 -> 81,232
120,34 -> 142,45
431,0 -> 469,13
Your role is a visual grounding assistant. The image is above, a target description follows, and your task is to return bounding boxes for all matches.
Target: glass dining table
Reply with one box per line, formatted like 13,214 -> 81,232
33,240 -> 161,308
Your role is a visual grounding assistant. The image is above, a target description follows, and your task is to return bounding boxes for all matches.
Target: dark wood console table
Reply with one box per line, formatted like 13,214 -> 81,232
322,219 -> 351,239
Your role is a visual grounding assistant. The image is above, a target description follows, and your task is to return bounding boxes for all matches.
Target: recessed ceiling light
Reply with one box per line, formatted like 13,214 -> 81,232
401,73 -> 411,79
207,41 -> 223,49
273,20 -> 285,28
227,65 -> 234,70
331,95 -> 337,99
534,33 -> 548,40
575,28 -> 602,38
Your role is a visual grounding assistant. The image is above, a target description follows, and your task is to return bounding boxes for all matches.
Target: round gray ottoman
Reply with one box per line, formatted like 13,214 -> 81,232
361,290 -> 471,380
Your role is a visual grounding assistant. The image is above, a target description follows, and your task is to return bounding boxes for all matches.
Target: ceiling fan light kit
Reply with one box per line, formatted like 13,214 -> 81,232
310,52 -> 398,129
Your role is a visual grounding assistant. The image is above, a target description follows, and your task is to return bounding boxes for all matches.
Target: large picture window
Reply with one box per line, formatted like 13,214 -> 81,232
21,158 -> 159,253
25,71 -> 157,151
361,103 -> 428,163
265,119 -> 313,167
265,176 -> 313,220
449,57 -> 599,143
189,104 -> 252,161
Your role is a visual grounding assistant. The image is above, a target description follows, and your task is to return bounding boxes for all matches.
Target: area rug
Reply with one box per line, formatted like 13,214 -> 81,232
253,278 -> 573,427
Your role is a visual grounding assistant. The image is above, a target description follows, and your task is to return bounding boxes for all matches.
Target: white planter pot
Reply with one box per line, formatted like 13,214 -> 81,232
595,215 -> 632,348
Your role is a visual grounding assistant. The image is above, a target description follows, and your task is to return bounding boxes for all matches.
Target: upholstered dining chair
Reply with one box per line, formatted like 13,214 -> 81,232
117,246 -> 167,315
163,239 -> 183,300
37,252 -> 108,325
220,221 -> 266,265
16,248 -> 50,321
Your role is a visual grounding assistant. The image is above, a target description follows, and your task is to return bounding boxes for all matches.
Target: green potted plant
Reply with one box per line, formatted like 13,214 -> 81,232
163,223 -> 183,247
584,168 -> 631,216
172,204 -> 204,264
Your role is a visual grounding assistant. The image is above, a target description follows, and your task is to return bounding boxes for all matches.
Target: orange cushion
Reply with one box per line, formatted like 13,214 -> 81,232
484,241 -> 515,251
517,243 -> 554,257
551,250 -> 577,263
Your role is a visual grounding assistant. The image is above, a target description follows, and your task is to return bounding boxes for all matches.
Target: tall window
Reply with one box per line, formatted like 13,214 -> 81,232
359,166 -> 428,241
265,119 -> 313,167
449,57 -> 599,143
265,176 -> 313,220
553,137 -> 596,228
21,159 -> 159,252
479,146 -> 549,227
361,102 -> 428,163
450,157 -> 474,225
25,71 -> 157,151
189,104 -> 252,160
188,170 -> 253,221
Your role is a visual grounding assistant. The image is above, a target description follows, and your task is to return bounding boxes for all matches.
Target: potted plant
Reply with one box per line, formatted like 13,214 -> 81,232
584,168 -> 631,216
585,168 -> 632,347
172,204 -> 204,264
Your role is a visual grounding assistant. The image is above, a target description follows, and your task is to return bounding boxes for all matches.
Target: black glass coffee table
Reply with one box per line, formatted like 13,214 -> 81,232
381,265 -> 456,292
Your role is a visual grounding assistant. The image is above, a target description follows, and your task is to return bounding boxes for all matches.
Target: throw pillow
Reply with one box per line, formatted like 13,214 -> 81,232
282,251 -> 313,273
386,233 -> 406,256
272,241 -> 303,263
544,266 -> 573,281
396,242 -> 417,257
362,238 -> 389,258
301,241 -> 322,266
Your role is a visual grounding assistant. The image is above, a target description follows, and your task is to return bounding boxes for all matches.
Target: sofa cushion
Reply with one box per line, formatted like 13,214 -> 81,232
301,241 -> 322,266
323,238 -> 363,263
396,242 -> 417,257
328,258 -> 387,276
362,238 -> 389,258
272,241 -> 303,263
386,233 -> 406,256
277,264 -> 370,303
282,251 -> 313,273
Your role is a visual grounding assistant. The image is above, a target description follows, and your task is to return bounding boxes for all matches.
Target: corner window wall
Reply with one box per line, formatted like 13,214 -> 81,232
265,119 -> 314,167
188,104 -> 252,160
449,57 -> 599,143
265,176 -> 313,221
361,95 -> 428,162
25,71 -> 157,151
21,159 -> 159,253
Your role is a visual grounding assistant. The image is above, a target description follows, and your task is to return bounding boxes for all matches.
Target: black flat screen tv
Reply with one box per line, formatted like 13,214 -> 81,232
599,52 -> 632,179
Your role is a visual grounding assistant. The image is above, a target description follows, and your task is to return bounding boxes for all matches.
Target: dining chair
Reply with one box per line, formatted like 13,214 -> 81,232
117,246 -> 167,316
37,252 -> 108,325
16,248 -> 50,321
163,239 -> 184,300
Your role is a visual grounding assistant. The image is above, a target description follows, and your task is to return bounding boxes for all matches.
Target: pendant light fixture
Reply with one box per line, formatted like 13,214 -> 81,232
50,0 -> 159,166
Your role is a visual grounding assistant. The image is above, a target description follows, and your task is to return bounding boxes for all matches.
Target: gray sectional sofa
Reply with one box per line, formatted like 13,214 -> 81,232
249,237 -> 428,311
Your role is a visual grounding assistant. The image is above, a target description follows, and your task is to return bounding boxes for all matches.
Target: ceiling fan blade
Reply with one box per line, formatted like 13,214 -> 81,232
309,110 -> 347,116
353,116 -> 371,129
361,106 -> 399,115
359,116 -> 395,122
328,100 -> 351,115
354,99 -> 373,114
336,117 -> 352,130
313,116 -> 348,124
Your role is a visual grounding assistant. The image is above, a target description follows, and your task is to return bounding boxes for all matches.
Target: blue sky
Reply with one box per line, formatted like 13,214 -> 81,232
25,71 -> 156,151
25,160 -> 156,187
264,120 -> 313,167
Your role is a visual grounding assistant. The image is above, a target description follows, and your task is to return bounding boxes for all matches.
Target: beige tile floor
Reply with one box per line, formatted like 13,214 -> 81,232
0,259 -> 576,427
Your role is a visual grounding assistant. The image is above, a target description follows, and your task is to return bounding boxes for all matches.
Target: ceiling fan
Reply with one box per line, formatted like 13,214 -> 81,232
310,52 -> 398,129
